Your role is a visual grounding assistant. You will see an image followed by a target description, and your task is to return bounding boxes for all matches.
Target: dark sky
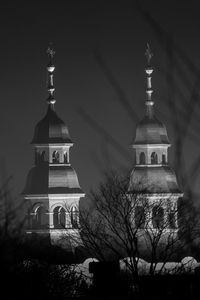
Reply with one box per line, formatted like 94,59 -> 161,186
0,0 -> 200,202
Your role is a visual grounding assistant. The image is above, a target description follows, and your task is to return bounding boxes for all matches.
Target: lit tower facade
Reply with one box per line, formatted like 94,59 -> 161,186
128,44 -> 183,232
23,47 -> 85,248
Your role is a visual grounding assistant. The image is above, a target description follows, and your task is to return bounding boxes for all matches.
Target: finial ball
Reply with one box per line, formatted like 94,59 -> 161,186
47,66 -> 55,73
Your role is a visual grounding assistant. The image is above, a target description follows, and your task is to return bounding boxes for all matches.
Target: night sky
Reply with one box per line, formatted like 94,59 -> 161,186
0,1 -> 200,202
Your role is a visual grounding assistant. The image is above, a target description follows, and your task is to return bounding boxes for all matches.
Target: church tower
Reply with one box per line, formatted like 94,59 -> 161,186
23,47 -> 85,248
128,44 -> 183,232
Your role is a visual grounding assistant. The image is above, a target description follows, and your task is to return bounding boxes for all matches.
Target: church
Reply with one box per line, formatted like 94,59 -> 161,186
22,44 -> 183,254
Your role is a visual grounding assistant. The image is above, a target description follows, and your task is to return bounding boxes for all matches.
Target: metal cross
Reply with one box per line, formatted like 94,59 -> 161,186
47,44 -> 55,59
145,43 -> 153,65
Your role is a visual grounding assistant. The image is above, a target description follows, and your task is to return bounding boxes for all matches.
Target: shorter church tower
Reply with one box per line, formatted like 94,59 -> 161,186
23,47 -> 85,249
128,44 -> 183,233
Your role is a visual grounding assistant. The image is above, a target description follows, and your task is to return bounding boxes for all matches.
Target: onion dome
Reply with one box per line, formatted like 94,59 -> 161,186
133,43 -> 170,146
134,116 -> 170,145
31,45 -> 72,144
23,165 -> 83,194
128,166 -> 181,194
31,105 -> 72,144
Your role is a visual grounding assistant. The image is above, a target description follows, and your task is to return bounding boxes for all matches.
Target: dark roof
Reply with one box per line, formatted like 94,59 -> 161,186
31,105 -> 72,144
23,164 -> 84,195
128,166 -> 181,194
133,115 -> 170,145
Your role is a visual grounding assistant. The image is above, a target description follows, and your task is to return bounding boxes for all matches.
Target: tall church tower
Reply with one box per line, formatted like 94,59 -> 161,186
128,44 -> 183,231
23,47 -> 85,248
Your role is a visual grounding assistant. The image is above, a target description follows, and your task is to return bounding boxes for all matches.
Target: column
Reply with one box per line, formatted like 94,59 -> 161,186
49,212 -> 54,228
30,212 -> 37,229
65,211 -> 72,228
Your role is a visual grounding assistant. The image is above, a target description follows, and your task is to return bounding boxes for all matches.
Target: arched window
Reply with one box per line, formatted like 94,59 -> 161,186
53,207 -> 66,228
41,151 -> 46,163
34,206 -> 48,229
152,206 -> 164,229
52,151 -> 60,163
64,152 -> 68,164
168,210 -> 176,229
70,206 -> 79,229
135,206 -> 145,228
139,152 -> 146,165
35,150 -> 41,165
151,152 -> 158,164
35,151 -> 46,164
162,154 -> 166,164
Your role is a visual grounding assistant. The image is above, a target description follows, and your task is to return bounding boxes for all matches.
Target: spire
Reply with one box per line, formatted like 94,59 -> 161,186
46,44 -> 56,107
145,43 -> 154,118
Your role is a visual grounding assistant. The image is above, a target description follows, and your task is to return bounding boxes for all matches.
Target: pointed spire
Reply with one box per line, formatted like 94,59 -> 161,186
46,44 -> 56,107
145,43 -> 154,118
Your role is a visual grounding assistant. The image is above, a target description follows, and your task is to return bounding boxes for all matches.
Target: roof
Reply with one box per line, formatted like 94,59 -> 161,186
128,166 -> 181,194
23,164 -> 84,195
133,115 -> 170,145
31,105 -> 72,144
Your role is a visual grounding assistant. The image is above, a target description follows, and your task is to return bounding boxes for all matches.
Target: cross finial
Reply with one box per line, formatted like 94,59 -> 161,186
47,43 -> 55,62
46,43 -> 56,106
145,43 -> 153,66
145,43 -> 154,117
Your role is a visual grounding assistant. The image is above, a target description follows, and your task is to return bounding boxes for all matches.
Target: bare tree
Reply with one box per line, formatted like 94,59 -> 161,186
79,171 -> 196,288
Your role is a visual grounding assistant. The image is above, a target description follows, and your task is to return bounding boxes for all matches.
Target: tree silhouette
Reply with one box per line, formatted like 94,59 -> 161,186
79,170 -> 197,292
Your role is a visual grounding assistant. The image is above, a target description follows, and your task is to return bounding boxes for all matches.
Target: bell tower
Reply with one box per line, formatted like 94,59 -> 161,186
129,44 -> 183,232
23,46 -> 85,249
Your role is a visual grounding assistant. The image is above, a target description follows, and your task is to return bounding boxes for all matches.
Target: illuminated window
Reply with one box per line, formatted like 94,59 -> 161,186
135,206 -> 145,228
139,152 -> 146,164
41,151 -> 46,163
151,152 -> 158,164
71,206 -> 79,229
35,151 -> 46,164
34,206 -> 48,228
53,206 -> 66,228
52,151 -> 60,163
152,206 -> 164,228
